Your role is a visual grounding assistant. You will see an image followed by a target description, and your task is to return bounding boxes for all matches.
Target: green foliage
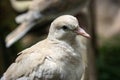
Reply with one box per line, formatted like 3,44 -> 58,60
97,36 -> 120,80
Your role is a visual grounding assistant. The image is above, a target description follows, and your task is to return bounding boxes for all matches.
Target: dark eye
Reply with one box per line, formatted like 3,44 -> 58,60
62,26 -> 68,30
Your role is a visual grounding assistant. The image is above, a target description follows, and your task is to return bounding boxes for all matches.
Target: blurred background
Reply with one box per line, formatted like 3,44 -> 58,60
0,0 -> 120,80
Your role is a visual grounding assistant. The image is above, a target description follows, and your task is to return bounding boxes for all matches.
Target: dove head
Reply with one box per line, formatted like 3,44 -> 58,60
48,15 -> 90,41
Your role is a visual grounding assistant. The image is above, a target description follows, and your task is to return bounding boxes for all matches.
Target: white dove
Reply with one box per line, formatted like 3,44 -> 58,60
1,15 -> 90,80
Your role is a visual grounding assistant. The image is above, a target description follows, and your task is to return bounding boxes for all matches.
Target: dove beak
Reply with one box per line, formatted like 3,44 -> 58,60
75,27 -> 91,38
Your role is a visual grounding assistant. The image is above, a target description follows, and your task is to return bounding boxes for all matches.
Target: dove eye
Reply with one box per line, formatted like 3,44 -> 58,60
62,25 -> 69,30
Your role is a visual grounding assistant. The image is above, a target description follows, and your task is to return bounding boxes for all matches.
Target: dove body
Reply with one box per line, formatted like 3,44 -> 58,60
1,15 -> 90,80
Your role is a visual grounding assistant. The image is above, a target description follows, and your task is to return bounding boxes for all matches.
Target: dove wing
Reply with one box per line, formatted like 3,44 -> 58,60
2,40 -> 50,80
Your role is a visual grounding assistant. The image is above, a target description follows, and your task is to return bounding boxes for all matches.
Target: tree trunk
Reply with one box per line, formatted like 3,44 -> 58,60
87,0 -> 98,80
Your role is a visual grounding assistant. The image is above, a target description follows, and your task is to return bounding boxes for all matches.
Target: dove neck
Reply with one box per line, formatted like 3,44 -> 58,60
47,34 -> 76,46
